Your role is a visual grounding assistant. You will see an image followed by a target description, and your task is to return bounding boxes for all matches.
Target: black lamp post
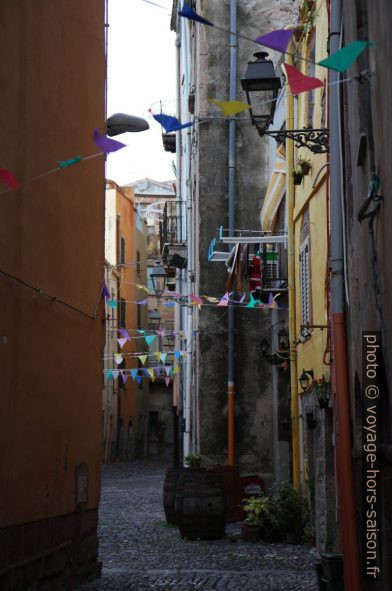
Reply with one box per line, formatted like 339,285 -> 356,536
106,113 -> 149,137
150,262 -> 168,299
299,368 -> 314,391
278,327 -> 290,351
241,52 -> 328,153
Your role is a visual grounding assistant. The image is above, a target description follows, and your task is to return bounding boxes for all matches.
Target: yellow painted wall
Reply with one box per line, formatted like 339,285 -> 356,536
293,0 -> 330,390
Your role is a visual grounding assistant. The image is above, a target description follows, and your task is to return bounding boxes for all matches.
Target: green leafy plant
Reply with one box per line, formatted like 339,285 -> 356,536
243,494 -> 269,526
315,378 -> 330,406
184,453 -> 202,468
260,481 -> 303,542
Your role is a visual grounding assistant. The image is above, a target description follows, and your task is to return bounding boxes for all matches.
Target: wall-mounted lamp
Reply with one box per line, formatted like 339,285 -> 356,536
148,309 -> 161,328
278,327 -> 290,351
299,368 -> 314,391
106,113 -> 149,136
241,52 -> 328,153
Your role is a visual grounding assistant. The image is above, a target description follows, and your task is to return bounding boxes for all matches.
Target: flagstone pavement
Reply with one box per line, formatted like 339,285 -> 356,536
76,459 -> 319,591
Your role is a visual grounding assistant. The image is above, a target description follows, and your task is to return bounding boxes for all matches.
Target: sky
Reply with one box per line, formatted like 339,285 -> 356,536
106,0 -> 176,185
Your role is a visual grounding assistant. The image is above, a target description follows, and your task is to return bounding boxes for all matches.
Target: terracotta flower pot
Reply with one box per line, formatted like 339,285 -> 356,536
241,522 -> 260,542
300,162 -> 311,175
293,172 -> 303,185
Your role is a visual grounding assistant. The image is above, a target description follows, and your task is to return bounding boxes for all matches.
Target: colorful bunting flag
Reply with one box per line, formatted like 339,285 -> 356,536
57,156 -> 82,168
154,367 -> 161,377
114,354 -> 123,365
165,377 -> 171,387
112,370 -> 119,379
145,335 -> 156,347
108,299 -> 117,309
202,295 -> 220,303
208,99 -> 251,116
156,330 -> 165,337
318,41 -> 372,73
121,372 -> 129,384
102,283 -> 111,299
172,366 -> 180,375
283,63 -> 324,95
136,283 -> 152,293
147,368 -> 155,380
119,328 -> 131,341
164,301 -> 176,307
93,129 -> 126,153
153,113 -> 193,133
178,5 -> 214,26
189,293 -> 204,305
138,355 -> 147,365
217,293 -> 229,307
107,369 -> 114,380
136,376 -> 142,385
130,369 -> 138,380
117,337 -> 128,349
174,351 -> 181,360
160,352 -> 167,364
154,352 -> 161,362
255,29 -> 294,53
165,366 -> 171,377
0,168 -> 20,189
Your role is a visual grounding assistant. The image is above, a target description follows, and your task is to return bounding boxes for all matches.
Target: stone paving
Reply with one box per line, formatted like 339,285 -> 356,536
76,458 -> 319,591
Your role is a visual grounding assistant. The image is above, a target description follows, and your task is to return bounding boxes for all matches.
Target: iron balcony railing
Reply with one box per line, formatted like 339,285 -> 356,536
160,200 -> 183,251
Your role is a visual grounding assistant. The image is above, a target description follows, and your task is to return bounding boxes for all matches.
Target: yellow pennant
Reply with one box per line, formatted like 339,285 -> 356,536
148,368 -> 155,379
202,295 -> 220,304
208,98 -> 251,116
138,355 -> 147,365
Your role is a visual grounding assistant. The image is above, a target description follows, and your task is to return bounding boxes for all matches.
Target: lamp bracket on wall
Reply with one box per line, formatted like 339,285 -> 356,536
259,126 -> 329,154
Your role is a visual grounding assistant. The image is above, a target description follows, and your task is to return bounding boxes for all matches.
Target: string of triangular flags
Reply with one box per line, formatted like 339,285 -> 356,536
149,6 -> 373,131
103,284 -> 281,310
106,350 -> 187,364
104,364 -> 181,387
0,130 -> 127,193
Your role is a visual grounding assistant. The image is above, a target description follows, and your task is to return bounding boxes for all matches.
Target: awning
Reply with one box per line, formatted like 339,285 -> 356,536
260,144 -> 286,232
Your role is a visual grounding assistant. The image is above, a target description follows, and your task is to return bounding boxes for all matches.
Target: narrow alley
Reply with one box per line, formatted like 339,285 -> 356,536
77,459 -> 318,591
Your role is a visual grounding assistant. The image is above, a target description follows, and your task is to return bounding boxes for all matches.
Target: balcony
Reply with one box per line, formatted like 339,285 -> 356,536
160,200 -> 187,268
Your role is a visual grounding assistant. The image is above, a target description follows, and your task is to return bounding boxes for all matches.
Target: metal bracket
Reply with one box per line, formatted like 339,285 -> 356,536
260,126 -> 329,154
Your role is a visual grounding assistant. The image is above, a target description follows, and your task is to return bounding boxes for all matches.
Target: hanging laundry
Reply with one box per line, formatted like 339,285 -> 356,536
249,254 -> 262,293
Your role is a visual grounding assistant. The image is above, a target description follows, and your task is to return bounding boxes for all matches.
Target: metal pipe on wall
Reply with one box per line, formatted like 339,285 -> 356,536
329,1 -> 361,589
285,48 -> 300,492
227,0 -> 237,466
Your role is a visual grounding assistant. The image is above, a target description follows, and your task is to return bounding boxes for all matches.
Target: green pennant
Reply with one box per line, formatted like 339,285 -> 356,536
318,41 -> 373,73
57,156 -> 82,168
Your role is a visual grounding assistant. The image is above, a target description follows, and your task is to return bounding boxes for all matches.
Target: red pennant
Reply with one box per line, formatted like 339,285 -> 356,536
0,168 -> 20,189
284,63 -> 324,95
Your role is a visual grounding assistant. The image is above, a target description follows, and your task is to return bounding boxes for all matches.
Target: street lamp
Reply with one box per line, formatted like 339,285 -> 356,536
148,309 -> 161,329
299,368 -> 314,391
150,262 -> 168,299
241,51 -> 281,136
241,52 -> 328,153
106,113 -> 149,137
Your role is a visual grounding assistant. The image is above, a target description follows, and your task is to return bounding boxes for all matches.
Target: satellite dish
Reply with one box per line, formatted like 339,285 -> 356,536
106,113 -> 150,136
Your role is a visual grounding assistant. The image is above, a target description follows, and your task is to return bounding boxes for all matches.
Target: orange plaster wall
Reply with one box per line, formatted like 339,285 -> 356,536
0,1 -> 105,526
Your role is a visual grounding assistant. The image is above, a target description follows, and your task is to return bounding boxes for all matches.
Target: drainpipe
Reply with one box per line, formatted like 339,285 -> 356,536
183,7 -> 193,458
227,0 -> 237,466
329,1 -> 361,589
285,49 -> 300,492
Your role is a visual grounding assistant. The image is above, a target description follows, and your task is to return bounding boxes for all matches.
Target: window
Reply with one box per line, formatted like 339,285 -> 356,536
147,266 -> 154,291
137,250 -> 141,276
120,237 -> 125,265
300,239 -> 311,325
120,299 -> 126,328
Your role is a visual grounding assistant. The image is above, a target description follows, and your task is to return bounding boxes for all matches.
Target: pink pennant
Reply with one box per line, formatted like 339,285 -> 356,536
165,377 -> 171,387
165,366 -> 171,377
190,293 -> 203,305
283,63 -> 324,95
155,330 -> 165,337
217,293 -> 229,307
0,168 -> 20,190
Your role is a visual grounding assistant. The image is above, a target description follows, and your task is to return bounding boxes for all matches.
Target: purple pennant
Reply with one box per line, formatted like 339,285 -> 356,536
119,328 -> 131,341
93,129 -> 126,153
255,29 -> 294,54
153,114 -> 193,133
154,367 -> 161,377
178,5 -> 214,26
102,283 -> 111,299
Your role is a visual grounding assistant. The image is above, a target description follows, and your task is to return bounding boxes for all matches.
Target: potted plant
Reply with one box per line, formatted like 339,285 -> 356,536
293,167 -> 303,185
184,453 -> 202,468
264,481 -> 302,543
294,7 -> 316,41
316,379 -> 330,409
298,157 -> 311,176
241,494 -> 269,542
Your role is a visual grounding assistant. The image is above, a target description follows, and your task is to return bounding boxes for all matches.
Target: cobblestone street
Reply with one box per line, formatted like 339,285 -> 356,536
76,459 -> 319,591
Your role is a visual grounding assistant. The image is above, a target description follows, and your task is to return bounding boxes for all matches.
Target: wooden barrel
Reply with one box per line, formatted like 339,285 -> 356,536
162,468 -> 182,524
175,469 -> 226,539
208,465 -> 244,522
